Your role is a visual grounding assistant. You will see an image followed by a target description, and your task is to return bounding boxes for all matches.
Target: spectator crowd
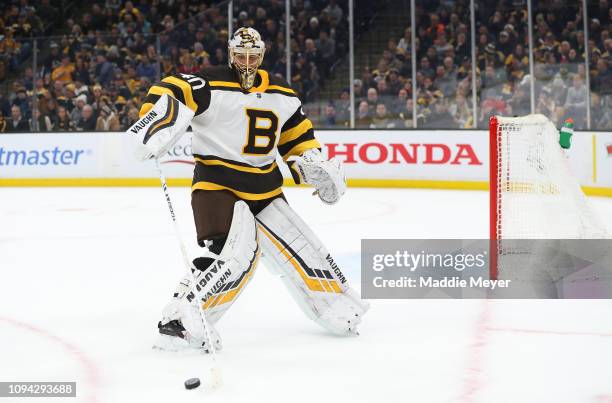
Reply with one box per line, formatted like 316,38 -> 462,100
333,0 -> 611,129
0,0 -> 371,132
0,0 -> 610,132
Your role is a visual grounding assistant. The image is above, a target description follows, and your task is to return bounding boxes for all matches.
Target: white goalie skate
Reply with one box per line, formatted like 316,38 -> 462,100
155,297 -> 222,353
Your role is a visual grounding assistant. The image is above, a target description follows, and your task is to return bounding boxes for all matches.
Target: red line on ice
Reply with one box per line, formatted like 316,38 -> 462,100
459,300 -> 492,403
0,316 -> 101,403
486,326 -> 612,338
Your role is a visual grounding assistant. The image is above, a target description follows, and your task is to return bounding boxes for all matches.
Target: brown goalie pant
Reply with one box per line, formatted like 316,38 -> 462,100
191,190 -> 285,247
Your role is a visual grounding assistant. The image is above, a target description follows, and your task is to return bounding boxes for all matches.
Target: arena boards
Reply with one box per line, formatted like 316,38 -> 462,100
1,130 -> 611,197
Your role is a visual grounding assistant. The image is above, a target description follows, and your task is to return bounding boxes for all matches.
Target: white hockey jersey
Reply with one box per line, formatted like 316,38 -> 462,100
139,66 -> 320,200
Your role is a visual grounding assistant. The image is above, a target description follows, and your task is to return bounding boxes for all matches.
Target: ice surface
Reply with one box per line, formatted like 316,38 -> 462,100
1,187 -> 611,403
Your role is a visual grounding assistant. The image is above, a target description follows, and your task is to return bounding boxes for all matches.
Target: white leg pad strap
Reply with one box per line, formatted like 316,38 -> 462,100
256,198 -> 369,335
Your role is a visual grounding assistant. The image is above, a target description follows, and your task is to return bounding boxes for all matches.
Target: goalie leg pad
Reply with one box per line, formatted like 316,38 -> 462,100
256,198 -> 369,335
158,200 -> 260,350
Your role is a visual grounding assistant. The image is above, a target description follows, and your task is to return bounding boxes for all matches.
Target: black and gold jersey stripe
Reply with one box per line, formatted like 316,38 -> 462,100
139,73 -> 211,117
266,73 -> 297,97
278,106 -> 321,161
192,155 -> 283,200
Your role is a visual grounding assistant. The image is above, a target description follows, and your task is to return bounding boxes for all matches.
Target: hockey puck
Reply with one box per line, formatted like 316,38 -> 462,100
184,378 -> 201,390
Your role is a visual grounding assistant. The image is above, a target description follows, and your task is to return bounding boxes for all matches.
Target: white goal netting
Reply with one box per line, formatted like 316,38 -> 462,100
490,114 -> 608,240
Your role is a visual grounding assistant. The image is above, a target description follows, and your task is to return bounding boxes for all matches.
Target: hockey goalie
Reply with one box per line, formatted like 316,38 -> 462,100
127,27 -> 369,351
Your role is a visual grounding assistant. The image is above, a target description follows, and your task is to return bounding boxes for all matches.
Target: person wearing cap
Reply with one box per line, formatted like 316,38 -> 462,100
306,16 -> 320,40
12,87 -> 30,117
483,43 -> 505,68
70,93 -> 88,126
44,42 -> 62,71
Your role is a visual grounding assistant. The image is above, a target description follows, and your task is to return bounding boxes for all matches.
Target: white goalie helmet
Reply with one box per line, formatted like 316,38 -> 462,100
228,27 -> 266,90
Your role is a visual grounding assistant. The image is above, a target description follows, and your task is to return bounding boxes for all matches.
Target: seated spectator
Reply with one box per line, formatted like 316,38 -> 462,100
322,104 -> 337,127
70,94 -> 88,127
0,111 -> 7,132
137,55 -> 157,81
192,42 -> 210,65
12,87 -> 31,118
123,106 -> 140,128
536,88 -> 557,122
51,55 -> 76,83
391,88 -> 409,115
77,104 -> 97,131
335,89 -> 351,126
54,105 -> 76,131
424,101 -> 455,129
315,31 -> 335,73
96,104 -> 120,131
564,74 -> 588,128
386,68 -> 403,96
0,91 -> 10,117
397,27 -> 412,55
119,1 -> 141,21
178,53 -> 198,75
355,100 -> 372,128
449,94 -> 473,128
397,98 -> 415,128
31,109 -> 54,132
366,87 -> 379,108
95,52 -> 114,86
7,105 -> 29,132
370,103 -> 396,128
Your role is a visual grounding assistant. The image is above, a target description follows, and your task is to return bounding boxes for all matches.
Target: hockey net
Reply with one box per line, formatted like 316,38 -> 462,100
489,114 -> 608,279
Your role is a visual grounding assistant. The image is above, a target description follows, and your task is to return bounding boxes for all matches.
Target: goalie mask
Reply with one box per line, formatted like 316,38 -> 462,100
228,27 -> 265,90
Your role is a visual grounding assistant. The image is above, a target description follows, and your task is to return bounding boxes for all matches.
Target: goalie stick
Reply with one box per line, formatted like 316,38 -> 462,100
154,159 -> 222,389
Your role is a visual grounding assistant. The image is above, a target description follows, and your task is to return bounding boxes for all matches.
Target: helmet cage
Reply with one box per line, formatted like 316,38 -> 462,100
229,46 -> 265,90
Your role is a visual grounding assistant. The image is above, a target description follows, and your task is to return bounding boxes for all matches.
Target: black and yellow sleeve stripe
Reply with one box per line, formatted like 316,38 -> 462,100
139,74 -> 210,117
278,107 -> 321,161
